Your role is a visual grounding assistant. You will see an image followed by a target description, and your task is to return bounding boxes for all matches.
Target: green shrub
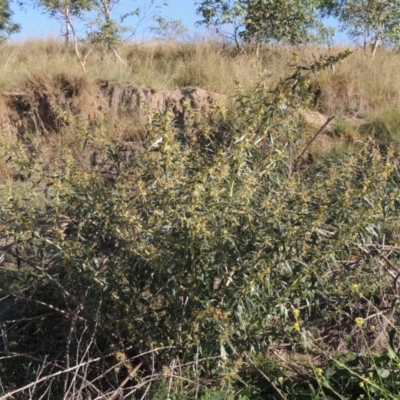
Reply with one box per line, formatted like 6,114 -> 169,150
2,50 -> 400,399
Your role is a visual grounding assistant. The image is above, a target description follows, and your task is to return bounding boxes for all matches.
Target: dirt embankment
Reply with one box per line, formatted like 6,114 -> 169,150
0,74 -> 225,142
0,74 -> 363,169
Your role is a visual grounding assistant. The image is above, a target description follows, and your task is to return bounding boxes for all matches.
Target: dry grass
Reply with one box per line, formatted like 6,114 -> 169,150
314,47 -> 400,117
0,39 -> 399,115
0,38 -> 256,94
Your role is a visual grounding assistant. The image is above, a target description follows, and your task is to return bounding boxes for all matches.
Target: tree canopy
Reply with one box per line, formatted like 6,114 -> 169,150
196,0 -> 333,46
323,0 -> 400,56
0,0 -> 20,41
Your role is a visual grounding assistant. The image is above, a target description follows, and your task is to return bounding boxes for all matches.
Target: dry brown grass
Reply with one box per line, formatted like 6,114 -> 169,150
0,38 -> 257,94
314,47 -> 400,117
0,39 -> 398,115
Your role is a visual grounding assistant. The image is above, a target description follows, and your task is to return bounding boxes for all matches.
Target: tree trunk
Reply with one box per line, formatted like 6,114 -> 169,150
371,35 -> 380,58
64,6 -> 71,46
370,23 -> 382,58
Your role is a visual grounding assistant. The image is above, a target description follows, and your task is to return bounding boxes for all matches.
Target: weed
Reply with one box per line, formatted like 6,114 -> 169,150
1,45 -> 400,399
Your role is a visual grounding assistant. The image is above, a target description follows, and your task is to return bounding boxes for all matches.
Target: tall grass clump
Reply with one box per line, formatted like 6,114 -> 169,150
1,49 -> 400,399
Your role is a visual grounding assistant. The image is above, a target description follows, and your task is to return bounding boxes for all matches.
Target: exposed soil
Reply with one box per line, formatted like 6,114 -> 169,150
0,74 -> 225,140
99,81 -> 224,126
0,74 -> 367,172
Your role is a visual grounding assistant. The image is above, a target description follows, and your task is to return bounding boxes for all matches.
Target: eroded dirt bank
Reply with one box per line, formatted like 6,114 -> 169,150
0,75 -> 225,141
0,74 -> 362,171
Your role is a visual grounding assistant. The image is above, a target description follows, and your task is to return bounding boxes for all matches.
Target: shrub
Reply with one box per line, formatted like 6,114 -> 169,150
2,50 -> 400,399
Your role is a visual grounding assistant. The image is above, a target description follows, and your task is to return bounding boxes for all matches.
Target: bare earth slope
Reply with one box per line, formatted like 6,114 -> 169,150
0,75 -> 225,140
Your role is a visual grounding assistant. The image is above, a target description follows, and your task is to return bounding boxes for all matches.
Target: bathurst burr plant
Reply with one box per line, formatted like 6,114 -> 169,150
1,50 -> 400,399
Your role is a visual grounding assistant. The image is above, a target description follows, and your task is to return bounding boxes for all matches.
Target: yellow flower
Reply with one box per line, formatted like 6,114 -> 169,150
355,317 -> 365,328
359,395 -> 364,399
293,309 -> 300,320
315,368 -> 323,377
352,284 -> 360,292
293,322 -> 301,332
359,382 -> 364,388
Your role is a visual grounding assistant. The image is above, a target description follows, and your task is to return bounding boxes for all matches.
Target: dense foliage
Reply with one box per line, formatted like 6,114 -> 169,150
2,51 -> 400,398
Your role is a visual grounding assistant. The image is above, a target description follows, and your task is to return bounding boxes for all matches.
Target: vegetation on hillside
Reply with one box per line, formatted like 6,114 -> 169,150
1,41 -> 400,399
1,3 -> 400,398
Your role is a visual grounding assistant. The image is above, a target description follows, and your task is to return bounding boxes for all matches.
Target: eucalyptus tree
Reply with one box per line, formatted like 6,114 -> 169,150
196,0 -> 333,49
36,0 -> 94,72
0,0 -> 20,41
86,0 -> 169,63
86,0 -> 128,50
38,0 -> 91,46
324,0 -> 400,57
38,0 -> 169,67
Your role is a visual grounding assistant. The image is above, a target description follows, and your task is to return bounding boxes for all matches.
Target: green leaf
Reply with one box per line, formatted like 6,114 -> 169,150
388,346 -> 397,360
220,344 -> 228,359
377,368 -> 390,379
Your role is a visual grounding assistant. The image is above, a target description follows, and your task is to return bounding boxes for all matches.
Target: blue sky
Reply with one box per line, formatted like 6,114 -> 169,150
11,1 -> 201,41
11,0 -> 346,43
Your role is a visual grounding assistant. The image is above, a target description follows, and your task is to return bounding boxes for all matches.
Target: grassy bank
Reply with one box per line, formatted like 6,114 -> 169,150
0,39 -> 399,113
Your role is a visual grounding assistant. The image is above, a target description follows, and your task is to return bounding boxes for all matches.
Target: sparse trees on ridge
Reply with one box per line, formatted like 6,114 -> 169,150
2,0 -> 400,57
30,0 -> 171,69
